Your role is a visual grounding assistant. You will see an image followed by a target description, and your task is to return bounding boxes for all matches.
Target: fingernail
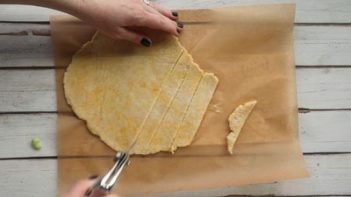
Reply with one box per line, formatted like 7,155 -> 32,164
140,38 -> 151,47
89,175 -> 98,180
172,11 -> 178,17
177,22 -> 184,28
177,27 -> 181,34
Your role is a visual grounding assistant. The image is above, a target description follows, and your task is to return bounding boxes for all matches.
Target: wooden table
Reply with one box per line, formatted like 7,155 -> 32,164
1,0 -> 351,196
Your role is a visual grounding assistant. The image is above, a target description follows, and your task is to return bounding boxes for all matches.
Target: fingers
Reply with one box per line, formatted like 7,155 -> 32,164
143,12 -> 180,35
149,2 -> 177,20
112,27 -> 152,47
138,1 -> 181,35
62,179 -> 95,197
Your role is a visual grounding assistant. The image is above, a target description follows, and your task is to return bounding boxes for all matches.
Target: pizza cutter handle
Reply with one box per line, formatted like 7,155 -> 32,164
85,152 -> 130,197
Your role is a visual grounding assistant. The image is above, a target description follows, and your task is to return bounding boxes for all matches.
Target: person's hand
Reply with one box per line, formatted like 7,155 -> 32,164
73,0 -> 182,46
61,178 -> 120,197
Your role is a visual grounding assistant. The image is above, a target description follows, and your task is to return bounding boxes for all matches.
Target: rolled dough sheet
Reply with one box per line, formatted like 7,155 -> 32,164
129,52 -> 189,154
227,100 -> 257,154
64,33 -> 183,151
144,60 -> 204,154
171,73 -> 219,151
64,32 -> 218,154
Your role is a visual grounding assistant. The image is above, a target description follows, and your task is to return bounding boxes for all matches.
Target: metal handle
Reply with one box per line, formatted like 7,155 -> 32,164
85,152 -> 130,197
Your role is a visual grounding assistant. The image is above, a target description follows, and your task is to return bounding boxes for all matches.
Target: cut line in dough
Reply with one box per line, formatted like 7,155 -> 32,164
171,73 -> 219,151
64,32 -> 219,154
144,59 -> 204,154
129,51 -> 189,154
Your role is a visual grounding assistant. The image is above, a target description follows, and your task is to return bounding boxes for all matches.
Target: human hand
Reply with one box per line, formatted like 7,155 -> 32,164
61,178 -> 120,197
73,0 -> 182,46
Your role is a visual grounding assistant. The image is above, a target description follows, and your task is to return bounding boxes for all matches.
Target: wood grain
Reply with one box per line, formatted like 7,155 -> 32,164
1,111 -> 351,158
295,26 -> 351,66
1,0 -> 351,23
1,154 -> 351,196
1,67 -> 351,112
0,69 -> 56,112
0,23 -> 50,35
296,68 -> 351,109
0,113 -> 57,158
1,26 -> 351,67
0,35 -> 53,68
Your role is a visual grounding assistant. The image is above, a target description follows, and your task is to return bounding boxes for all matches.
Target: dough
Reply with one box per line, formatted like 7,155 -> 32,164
64,32 -> 218,154
129,52 -> 189,154
144,61 -> 204,154
171,73 -> 219,151
227,100 -> 257,154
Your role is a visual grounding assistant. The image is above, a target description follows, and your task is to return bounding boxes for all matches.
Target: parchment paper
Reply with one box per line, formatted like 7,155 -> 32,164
51,4 -> 308,196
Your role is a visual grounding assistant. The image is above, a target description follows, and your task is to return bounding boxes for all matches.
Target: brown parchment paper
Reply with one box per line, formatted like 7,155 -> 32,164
51,4 -> 309,196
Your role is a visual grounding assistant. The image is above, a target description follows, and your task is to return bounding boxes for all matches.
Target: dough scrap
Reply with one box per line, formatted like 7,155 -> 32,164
64,32 -> 218,155
227,100 -> 257,154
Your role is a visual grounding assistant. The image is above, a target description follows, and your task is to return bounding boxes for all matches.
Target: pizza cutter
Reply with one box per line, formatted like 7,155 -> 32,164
85,128 -> 143,197
85,151 -> 130,197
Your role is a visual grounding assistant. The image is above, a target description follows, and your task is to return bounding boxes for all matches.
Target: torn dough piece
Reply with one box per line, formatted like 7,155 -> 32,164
227,100 -> 257,154
64,32 -> 218,155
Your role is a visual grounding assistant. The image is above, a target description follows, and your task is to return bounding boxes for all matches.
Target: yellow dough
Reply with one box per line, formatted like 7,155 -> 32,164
64,32 -> 218,154
171,73 -> 219,151
129,53 -> 189,154
226,100 -> 257,154
145,62 -> 204,154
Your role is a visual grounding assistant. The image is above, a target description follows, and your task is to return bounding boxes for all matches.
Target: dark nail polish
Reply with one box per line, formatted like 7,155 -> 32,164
140,38 -> 151,47
177,22 -> 184,28
172,11 -> 178,17
177,27 -> 181,34
89,175 -> 99,180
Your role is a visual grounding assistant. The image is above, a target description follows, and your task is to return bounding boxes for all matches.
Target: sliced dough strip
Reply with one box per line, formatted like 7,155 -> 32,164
144,61 -> 204,154
171,73 -> 218,151
130,51 -> 189,154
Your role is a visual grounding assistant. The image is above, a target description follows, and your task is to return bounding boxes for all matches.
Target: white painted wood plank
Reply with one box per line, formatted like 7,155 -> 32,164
295,26 -> 351,66
297,68 -> 351,109
1,0 -> 351,23
1,68 -> 350,112
0,111 -> 350,158
160,154 -> 351,196
0,35 -> 53,67
0,114 -> 57,158
0,23 -> 50,35
1,26 -> 351,67
299,111 -> 351,153
0,5 -> 63,22
0,69 -> 56,112
1,154 -> 351,196
0,159 -> 57,197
